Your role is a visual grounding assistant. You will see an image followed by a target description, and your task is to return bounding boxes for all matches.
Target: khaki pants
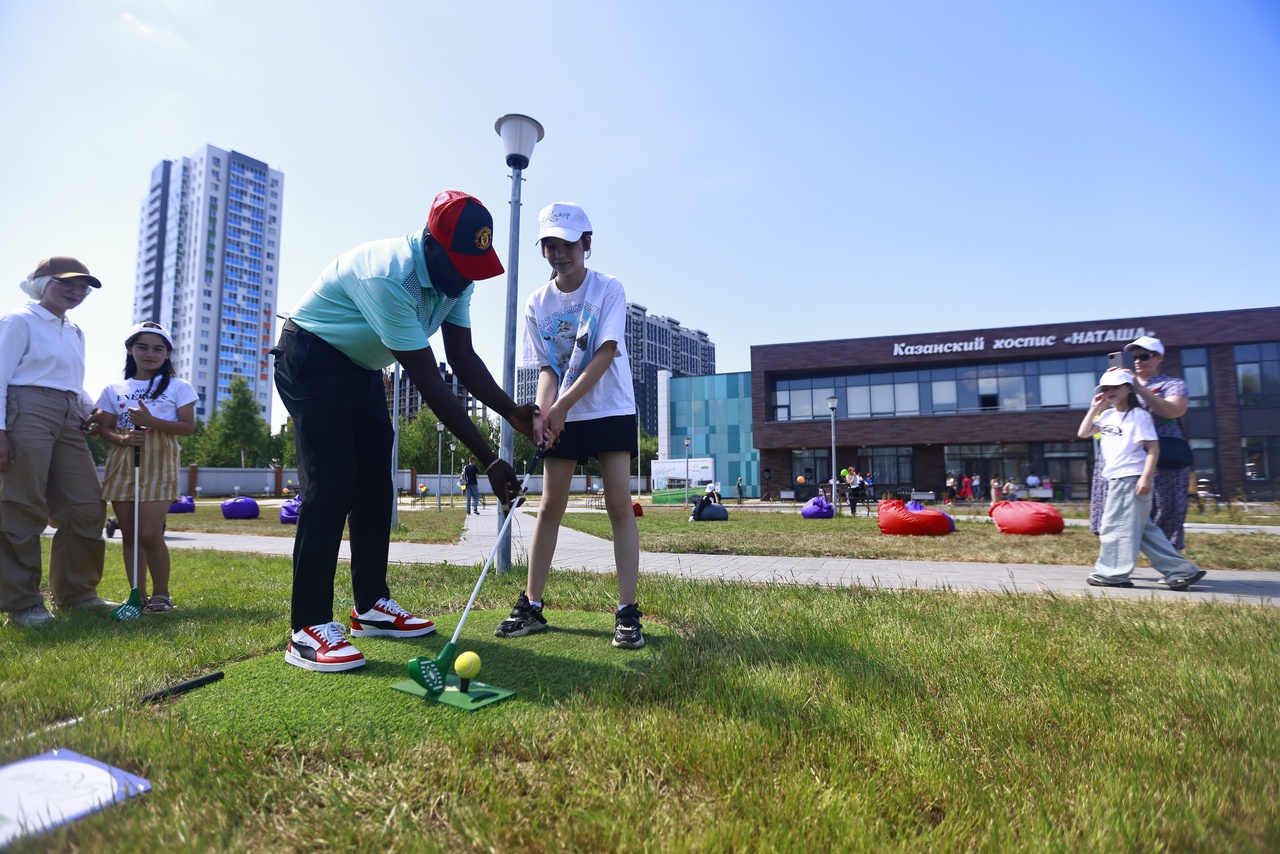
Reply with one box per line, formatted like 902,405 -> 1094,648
0,386 -> 106,611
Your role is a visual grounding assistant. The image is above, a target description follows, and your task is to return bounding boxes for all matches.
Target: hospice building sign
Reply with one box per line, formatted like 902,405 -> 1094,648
891,324 -> 1155,358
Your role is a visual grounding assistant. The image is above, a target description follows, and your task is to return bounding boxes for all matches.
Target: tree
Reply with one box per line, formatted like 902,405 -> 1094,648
274,418 -> 296,467
188,376 -> 273,467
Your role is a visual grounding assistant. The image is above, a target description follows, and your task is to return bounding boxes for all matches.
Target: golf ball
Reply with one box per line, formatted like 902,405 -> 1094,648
454,651 -> 481,680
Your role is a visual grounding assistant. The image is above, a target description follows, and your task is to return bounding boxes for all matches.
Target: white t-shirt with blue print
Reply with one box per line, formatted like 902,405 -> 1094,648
521,269 -> 635,422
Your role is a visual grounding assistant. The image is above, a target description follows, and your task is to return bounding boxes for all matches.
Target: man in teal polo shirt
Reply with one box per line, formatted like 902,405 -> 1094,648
274,190 -> 537,673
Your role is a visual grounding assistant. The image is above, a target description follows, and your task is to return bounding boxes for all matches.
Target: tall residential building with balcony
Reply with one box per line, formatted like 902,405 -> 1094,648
515,302 -> 715,436
132,144 -> 284,422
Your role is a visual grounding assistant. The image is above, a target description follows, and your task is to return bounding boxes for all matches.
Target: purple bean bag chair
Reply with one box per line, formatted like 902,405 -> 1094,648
168,495 -> 195,514
221,496 -> 260,520
801,494 -> 835,519
877,499 -> 953,535
279,496 -> 301,525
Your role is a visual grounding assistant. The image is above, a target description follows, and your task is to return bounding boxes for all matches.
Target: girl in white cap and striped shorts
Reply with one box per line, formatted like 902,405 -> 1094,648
96,322 -> 197,612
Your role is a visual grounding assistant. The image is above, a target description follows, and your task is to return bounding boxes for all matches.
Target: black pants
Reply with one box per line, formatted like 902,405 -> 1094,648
273,328 -> 393,630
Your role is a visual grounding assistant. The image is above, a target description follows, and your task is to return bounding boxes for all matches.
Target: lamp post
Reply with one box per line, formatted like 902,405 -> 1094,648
391,363 -> 401,529
494,113 -> 544,573
449,441 -> 456,508
436,421 -> 444,513
684,436 -> 691,507
827,395 -> 839,516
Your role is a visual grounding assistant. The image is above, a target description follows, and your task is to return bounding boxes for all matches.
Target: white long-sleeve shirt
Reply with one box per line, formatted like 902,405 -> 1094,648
0,302 -> 93,423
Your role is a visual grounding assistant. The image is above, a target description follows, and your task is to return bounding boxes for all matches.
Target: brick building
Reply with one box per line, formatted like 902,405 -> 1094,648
750,307 -> 1280,502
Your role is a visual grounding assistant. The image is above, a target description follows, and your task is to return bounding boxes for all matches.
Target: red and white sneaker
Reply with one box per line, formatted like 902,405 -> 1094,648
350,597 -> 436,638
285,622 -> 366,672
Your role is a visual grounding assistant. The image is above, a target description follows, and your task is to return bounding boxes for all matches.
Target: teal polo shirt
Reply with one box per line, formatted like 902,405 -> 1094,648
288,229 -> 473,370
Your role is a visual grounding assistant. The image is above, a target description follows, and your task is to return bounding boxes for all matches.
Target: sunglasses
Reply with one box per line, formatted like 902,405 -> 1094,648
1132,353 -> 1155,362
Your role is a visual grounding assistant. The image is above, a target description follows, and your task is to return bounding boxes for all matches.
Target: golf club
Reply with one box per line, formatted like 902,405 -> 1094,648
4,671 -> 225,746
408,448 -> 545,695
110,440 -> 143,621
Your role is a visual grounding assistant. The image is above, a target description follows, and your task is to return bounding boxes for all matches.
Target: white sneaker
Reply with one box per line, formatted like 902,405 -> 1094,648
285,622 -> 366,672
9,604 -> 54,627
350,597 -> 435,638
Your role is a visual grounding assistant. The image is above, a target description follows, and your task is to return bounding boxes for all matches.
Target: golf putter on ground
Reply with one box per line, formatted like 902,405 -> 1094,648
408,448 -> 544,695
110,442 -> 143,621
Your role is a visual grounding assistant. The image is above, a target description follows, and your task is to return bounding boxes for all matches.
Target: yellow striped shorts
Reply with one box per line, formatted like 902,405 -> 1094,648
101,432 -> 181,503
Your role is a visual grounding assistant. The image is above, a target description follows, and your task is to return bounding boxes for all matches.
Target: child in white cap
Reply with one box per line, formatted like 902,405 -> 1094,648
1076,371 -> 1205,591
96,322 -> 197,612
495,202 -> 644,648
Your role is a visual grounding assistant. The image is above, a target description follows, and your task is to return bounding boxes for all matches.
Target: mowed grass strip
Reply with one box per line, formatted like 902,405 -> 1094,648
1,543 -> 1278,850
558,507 -> 1280,570
159,500 -> 468,542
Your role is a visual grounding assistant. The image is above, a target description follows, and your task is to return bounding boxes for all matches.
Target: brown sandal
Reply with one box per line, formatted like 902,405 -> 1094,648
143,595 -> 175,613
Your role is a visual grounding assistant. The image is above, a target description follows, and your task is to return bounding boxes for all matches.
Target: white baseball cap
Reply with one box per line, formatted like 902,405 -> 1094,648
536,202 -> 592,243
1124,335 -> 1165,355
126,321 -> 174,350
1094,370 -> 1135,396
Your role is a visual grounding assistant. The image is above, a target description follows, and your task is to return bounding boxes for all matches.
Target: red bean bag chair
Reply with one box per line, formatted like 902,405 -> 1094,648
168,495 -> 195,514
280,497 -> 301,525
878,499 -> 953,536
988,500 -> 1064,535
632,501 -> 643,517
801,494 -> 834,519
221,496 -> 260,520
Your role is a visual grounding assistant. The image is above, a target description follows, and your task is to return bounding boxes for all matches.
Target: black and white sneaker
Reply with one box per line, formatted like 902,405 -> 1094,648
613,604 -> 645,649
1086,575 -> 1134,588
1166,569 -> 1206,591
494,592 -> 547,638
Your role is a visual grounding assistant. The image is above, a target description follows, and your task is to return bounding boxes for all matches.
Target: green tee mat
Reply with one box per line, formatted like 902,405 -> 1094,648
391,673 -> 515,710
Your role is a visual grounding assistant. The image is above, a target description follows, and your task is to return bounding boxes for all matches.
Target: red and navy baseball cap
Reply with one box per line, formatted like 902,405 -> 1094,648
426,191 -> 505,281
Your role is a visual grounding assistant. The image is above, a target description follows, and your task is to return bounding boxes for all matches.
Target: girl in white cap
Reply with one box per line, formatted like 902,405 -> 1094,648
1076,370 -> 1204,590
95,322 -> 197,612
495,202 -> 644,648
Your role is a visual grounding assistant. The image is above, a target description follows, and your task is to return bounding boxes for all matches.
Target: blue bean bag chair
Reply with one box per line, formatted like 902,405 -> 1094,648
877,499 -> 953,535
989,500 -> 1064,535
688,495 -> 729,521
168,495 -> 195,514
801,494 -> 835,519
221,496 -> 260,520
280,496 -> 301,525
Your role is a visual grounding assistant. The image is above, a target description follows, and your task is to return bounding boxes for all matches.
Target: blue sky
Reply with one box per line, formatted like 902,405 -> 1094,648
1,1 -> 1276,428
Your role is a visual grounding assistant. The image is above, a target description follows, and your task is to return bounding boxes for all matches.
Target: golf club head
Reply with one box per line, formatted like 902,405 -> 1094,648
407,656 -> 445,696
110,601 -> 142,621
408,641 -> 455,697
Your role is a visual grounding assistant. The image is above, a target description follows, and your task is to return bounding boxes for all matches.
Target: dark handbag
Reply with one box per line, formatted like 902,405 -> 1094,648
1157,436 -> 1194,470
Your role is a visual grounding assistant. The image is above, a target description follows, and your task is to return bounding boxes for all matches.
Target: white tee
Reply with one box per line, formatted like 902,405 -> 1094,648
1096,406 -> 1157,479
521,269 -> 635,421
96,377 -> 199,431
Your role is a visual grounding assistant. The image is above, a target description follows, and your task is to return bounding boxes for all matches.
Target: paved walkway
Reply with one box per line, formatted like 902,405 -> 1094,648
145,505 -> 1280,607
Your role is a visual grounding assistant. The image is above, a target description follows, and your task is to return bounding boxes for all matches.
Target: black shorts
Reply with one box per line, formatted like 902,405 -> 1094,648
544,414 -> 638,464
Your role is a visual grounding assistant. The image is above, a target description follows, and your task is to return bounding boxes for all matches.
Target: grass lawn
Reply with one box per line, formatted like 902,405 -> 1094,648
1,541 -> 1278,850
159,501 -> 468,543
559,507 -> 1280,571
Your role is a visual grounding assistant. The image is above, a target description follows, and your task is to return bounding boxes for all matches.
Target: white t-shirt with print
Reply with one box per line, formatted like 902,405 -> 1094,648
521,269 -> 635,422
96,377 -> 199,432
1096,406 -> 1157,479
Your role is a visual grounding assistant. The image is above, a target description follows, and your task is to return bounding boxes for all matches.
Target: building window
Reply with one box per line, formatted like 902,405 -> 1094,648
1242,436 -> 1279,495
1180,347 -> 1212,408
1234,342 -> 1279,408
768,354 -> 1110,422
